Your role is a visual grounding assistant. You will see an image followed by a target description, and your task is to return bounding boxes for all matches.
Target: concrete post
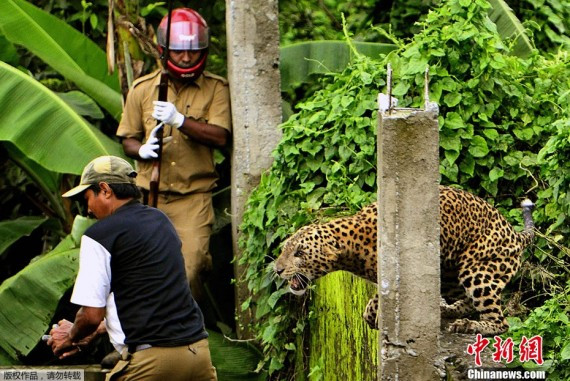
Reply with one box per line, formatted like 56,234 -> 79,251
376,81 -> 441,379
225,0 -> 282,338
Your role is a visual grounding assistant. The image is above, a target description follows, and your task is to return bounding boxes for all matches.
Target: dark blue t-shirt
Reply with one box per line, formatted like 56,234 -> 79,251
71,200 -> 207,350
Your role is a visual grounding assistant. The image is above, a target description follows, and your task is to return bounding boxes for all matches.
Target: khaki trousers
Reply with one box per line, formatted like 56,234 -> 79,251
107,339 -> 217,381
157,192 -> 215,301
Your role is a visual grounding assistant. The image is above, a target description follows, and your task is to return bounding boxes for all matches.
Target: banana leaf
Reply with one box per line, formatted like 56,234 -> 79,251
208,330 -> 266,381
3,142 -> 67,223
0,0 -> 122,119
0,61 -> 124,175
56,91 -> 105,120
0,216 -> 48,259
0,34 -> 19,66
280,40 -> 397,92
488,0 -> 534,58
4,143 -> 60,195
0,346 -> 17,366
0,216 -> 95,363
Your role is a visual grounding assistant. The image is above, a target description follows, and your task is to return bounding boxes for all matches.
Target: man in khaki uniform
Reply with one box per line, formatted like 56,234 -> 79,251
116,8 -> 230,302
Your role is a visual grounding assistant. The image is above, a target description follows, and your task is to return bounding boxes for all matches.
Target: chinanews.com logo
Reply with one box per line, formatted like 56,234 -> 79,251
466,334 -> 546,380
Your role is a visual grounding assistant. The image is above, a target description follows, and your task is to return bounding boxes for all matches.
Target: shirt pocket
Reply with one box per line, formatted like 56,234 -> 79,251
186,104 -> 208,123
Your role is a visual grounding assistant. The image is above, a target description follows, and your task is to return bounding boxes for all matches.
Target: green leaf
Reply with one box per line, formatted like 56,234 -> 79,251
0,216 -> 47,257
489,167 -> 504,182
267,289 -> 287,308
392,81 -> 410,97
459,155 -> 476,176
208,330 -> 266,381
261,324 -> 278,344
487,0 -> 535,58
443,92 -> 462,107
0,0 -> 121,118
4,143 -> 60,194
513,127 -> 534,141
0,35 -> 19,66
483,128 -> 499,141
444,112 -> 465,129
468,136 -> 490,157
0,216 -> 95,361
441,162 -> 458,182
269,357 -> 284,373
403,55 -> 428,75
284,343 -> 296,351
440,133 -> 462,152
561,342 -> 570,360
4,143 -> 67,222
280,40 -> 396,92
56,91 -> 104,119
445,149 -> 460,166
0,61 -> 125,175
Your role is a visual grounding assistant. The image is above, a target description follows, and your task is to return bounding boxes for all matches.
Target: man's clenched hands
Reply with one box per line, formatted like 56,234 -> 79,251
152,101 -> 185,128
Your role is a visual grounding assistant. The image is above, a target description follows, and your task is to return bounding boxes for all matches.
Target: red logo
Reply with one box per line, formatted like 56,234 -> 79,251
467,334 -> 544,366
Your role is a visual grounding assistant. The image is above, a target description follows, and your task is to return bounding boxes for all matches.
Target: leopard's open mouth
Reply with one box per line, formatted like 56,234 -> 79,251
289,274 -> 309,296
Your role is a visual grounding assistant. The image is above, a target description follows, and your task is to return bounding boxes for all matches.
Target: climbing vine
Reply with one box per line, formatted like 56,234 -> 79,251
241,0 -> 570,378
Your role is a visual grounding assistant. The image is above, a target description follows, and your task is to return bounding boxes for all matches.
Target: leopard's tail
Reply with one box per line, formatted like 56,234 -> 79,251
519,198 -> 535,247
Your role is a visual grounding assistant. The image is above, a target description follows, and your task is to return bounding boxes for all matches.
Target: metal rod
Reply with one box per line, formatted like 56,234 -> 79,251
387,63 -> 393,115
424,66 -> 430,110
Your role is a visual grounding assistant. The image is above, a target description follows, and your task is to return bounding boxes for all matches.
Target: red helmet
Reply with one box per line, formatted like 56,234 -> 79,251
157,8 -> 209,81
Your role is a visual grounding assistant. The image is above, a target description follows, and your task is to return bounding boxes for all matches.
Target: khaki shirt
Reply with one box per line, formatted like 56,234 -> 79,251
117,70 -> 231,194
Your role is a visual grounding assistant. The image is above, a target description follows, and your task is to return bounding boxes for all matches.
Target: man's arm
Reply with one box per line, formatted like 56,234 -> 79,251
178,118 -> 229,148
152,99 -> 230,148
122,137 -> 144,159
49,306 -> 106,359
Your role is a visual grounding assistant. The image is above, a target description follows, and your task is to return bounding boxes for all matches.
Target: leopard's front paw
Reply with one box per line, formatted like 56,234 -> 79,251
447,318 -> 478,333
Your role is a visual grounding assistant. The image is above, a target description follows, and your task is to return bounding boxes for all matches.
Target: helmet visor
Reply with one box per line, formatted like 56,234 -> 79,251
158,21 -> 209,50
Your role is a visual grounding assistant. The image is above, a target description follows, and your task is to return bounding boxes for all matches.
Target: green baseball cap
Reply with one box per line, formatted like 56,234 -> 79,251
62,156 -> 137,198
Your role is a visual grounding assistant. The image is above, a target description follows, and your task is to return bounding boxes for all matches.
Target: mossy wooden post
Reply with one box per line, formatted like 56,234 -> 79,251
225,0 -> 282,338
376,68 -> 441,380
307,273 -> 379,380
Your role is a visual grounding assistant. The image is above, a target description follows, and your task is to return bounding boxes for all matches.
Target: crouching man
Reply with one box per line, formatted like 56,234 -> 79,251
47,156 -> 217,381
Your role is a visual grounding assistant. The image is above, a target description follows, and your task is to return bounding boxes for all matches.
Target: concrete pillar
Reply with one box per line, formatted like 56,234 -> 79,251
376,92 -> 441,379
225,0 -> 282,338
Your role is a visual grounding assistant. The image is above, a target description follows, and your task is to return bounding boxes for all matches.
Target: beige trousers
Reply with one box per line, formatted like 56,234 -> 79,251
157,192 -> 215,302
106,339 -> 217,381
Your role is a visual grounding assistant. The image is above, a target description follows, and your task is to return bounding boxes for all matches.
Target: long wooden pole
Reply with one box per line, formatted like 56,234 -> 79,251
148,0 -> 173,208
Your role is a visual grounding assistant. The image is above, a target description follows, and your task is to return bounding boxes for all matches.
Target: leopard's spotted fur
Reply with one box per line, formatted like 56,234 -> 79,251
274,186 -> 535,335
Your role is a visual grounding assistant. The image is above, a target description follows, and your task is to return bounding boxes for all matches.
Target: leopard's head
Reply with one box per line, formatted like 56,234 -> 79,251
274,225 -> 342,295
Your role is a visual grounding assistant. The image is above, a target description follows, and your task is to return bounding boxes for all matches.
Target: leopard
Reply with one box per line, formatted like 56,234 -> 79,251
274,185 -> 535,335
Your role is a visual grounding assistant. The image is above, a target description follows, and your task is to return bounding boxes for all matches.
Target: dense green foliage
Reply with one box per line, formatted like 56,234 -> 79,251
505,281 -> 570,379
509,0 -> 570,53
279,0 -> 440,45
279,0 -> 570,54
279,0 -> 387,44
242,0 -> 570,378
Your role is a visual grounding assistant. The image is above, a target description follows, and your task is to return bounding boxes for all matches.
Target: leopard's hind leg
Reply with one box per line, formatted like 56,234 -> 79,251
448,247 -> 518,335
